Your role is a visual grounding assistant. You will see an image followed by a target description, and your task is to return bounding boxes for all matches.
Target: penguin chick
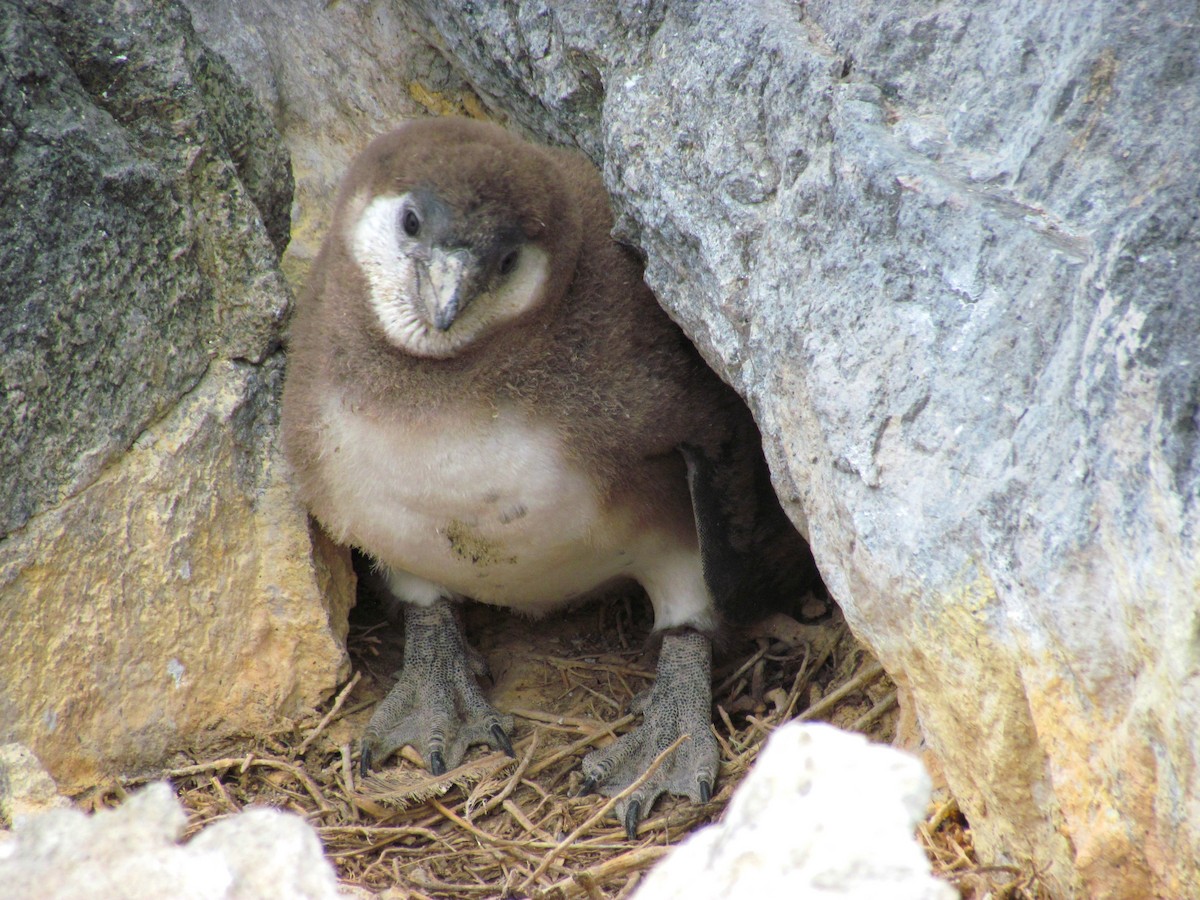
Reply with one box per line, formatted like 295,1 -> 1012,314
281,117 -> 820,837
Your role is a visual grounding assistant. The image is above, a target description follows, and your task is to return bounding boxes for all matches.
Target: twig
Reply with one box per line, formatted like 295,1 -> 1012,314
426,798 -> 541,850
714,644 -> 770,697
711,719 -> 735,760
778,643 -> 813,722
474,731 -> 538,817
340,743 -> 356,795
797,661 -> 886,722
533,655 -> 655,678
575,870 -> 607,900
519,732 -> 690,892
526,713 -> 636,778
409,868 -> 499,894
318,824 -> 441,839
319,825 -> 445,859
501,799 -> 543,837
209,775 -> 239,814
268,760 -> 335,813
297,672 -> 362,756
849,691 -> 897,732
429,799 -> 550,870
511,708 -> 613,729
153,756 -> 333,813
573,681 -> 624,711
927,796 -> 959,831
538,845 -> 671,899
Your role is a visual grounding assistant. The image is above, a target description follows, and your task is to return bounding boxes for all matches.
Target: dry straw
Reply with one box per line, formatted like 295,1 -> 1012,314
96,599 -> 1047,899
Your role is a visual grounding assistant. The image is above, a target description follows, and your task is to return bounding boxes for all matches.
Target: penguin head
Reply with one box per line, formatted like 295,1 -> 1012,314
336,118 -> 583,359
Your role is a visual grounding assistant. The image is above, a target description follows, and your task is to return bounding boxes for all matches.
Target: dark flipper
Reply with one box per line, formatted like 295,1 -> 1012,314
681,409 -> 822,625
581,630 -> 719,838
360,598 -> 514,778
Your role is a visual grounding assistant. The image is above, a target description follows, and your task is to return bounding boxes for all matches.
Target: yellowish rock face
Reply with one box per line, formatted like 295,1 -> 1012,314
0,361 -> 352,791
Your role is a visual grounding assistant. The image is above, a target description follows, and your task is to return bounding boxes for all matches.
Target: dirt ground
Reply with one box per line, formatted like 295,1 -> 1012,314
85,582 -> 1051,899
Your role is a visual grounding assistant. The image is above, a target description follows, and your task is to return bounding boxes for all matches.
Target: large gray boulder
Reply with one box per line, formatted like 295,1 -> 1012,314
0,0 -> 350,789
1,0 -> 288,536
403,2 -> 1197,896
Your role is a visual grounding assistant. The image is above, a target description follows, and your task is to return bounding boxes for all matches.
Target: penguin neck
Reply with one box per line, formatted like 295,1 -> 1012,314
340,302 -> 559,415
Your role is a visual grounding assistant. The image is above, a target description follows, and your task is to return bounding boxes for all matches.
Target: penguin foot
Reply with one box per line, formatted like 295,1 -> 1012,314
580,630 -> 719,839
359,598 -> 514,779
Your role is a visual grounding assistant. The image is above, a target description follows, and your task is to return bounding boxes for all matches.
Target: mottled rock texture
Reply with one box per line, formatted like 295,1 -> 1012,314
402,2 -> 1197,897
0,0 -> 350,789
1,0 -> 288,534
633,723 -> 955,900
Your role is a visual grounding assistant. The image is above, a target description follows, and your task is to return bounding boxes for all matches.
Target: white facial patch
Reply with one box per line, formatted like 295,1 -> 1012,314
348,193 -> 424,346
348,193 -> 552,358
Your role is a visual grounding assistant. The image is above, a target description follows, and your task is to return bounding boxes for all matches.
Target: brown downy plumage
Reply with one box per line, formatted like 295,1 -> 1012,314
280,117 -> 820,834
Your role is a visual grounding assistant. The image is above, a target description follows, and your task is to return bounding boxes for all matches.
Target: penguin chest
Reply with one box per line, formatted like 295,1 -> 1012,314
315,399 -> 635,610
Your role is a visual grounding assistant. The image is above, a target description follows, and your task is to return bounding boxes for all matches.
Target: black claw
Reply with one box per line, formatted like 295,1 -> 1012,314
577,775 -> 597,797
624,800 -> 641,840
429,749 -> 446,776
491,723 -> 515,758
359,745 -> 373,779
699,780 -> 712,803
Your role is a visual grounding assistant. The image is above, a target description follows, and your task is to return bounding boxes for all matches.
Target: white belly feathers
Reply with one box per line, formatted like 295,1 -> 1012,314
316,395 -> 639,613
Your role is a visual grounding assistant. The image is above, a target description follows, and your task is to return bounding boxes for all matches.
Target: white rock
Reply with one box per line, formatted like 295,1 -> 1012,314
633,723 -> 955,900
0,783 -> 340,900
0,745 -> 72,828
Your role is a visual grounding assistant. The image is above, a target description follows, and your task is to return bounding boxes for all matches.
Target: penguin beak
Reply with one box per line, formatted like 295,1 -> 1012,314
423,248 -> 474,332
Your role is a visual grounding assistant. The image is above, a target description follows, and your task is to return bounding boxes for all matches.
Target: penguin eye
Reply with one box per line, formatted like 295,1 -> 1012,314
402,209 -> 421,238
498,249 -> 520,276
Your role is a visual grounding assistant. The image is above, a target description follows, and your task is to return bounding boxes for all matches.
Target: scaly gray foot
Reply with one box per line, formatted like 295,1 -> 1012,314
360,599 -> 514,777
580,630 -> 718,838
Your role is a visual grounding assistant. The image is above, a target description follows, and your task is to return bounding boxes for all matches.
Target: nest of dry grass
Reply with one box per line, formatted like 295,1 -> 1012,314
81,592 -> 1052,899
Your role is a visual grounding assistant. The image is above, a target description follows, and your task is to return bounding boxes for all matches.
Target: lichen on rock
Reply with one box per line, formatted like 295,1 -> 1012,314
0,0 -> 349,790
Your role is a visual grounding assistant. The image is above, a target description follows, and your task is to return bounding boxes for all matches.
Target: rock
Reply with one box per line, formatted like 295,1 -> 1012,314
0,0 -> 351,789
0,745 -> 71,827
632,723 -> 955,900
178,0 -> 480,286
400,0 -> 629,161
0,357 -> 353,788
0,782 -> 341,899
386,2 -> 1199,896
31,0 -> 1190,893
0,0 -> 289,535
